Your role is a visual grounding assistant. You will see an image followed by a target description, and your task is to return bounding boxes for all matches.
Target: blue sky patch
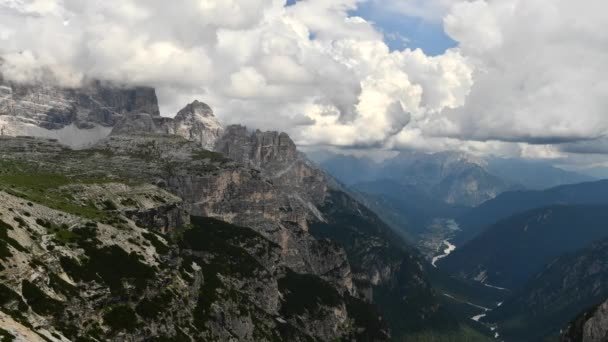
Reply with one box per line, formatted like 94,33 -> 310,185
285,0 -> 456,55
351,2 -> 456,55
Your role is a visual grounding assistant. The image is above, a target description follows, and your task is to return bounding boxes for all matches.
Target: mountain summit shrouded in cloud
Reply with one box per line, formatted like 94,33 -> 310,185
1,0 -> 608,168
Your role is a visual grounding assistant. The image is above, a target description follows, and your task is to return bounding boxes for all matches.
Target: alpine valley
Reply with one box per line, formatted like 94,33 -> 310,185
314,151 -> 608,342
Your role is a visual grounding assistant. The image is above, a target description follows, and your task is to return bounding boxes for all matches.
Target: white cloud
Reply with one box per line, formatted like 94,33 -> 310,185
1,0 -> 607,165
434,0 -> 608,147
2,0 -> 462,148
12,0 -> 475,150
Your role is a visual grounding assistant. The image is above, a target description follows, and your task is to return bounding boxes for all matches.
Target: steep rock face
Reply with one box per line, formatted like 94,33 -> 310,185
170,100 -> 223,150
215,125 -> 330,210
0,80 -> 223,150
214,127 -> 451,338
92,135 -> 353,292
110,113 -> 172,136
0,79 -> 160,147
216,125 -> 298,168
562,300 -> 608,342
0,137 -> 388,342
112,100 -> 223,150
310,191 -> 452,339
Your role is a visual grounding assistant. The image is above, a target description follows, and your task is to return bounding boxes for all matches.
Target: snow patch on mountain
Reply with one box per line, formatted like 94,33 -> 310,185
0,116 -> 112,148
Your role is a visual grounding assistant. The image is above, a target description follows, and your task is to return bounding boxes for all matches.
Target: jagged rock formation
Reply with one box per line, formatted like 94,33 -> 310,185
0,79 -> 222,150
309,190 -> 453,338
562,300 -> 608,342
112,100 -> 223,151
0,78 -> 160,147
0,136 -> 388,341
0,80 -> 462,340
171,100 -> 223,150
215,125 -> 331,216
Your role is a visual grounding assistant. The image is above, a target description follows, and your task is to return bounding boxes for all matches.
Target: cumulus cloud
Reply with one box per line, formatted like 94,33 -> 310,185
431,0 -> 608,147
0,0 -> 474,149
1,0 -> 607,164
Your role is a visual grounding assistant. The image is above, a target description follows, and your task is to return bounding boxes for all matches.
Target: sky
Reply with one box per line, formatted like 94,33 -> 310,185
0,0 -> 607,169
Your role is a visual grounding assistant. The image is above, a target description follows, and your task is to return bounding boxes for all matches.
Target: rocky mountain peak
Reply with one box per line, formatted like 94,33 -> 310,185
170,100 -> 223,150
215,125 -> 298,170
175,100 -> 215,119
214,124 -> 331,218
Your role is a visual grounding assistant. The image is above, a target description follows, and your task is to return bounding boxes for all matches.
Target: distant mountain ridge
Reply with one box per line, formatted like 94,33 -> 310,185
435,179 -> 608,341
321,150 -> 515,208
455,179 -> 608,244
486,237 -> 608,341
319,152 -> 593,208
441,205 -> 608,290
486,157 -> 595,190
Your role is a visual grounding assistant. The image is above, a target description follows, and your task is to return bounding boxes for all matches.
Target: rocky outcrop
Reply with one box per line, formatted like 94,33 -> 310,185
562,300 -> 608,342
0,80 -> 223,150
215,125 -> 332,212
583,303 -> 608,342
216,125 -> 299,169
214,126 -> 444,338
169,100 -> 223,150
112,100 -> 223,150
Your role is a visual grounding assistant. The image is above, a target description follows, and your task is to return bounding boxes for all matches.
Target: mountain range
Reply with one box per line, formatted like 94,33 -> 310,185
320,150 -> 516,208
317,150 -> 595,262
454,180 -> 608,244
438,181 -> 608,341
0,79 -> 492,341
487,237 -> 608,340
485,157 -> 595,190
440,205 -> 608,290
